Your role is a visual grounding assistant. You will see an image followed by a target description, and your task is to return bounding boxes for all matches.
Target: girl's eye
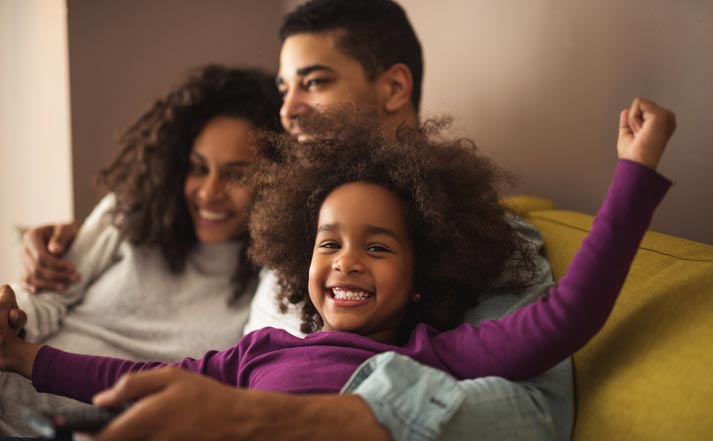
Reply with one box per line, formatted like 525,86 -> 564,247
367,244 -> 390,253
319,241 -> 340,249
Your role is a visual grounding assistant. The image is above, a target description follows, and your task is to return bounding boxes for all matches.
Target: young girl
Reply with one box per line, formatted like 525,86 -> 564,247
0,65 -> 281,436
0,98 -> 674,403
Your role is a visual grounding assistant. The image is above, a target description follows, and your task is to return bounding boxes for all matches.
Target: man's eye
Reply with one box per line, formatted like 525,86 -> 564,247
305,78 -> 329,88
278,88 -> 288,99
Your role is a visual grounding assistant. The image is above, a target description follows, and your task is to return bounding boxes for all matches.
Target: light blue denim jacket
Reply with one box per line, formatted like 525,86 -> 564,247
342,217 -> 574,441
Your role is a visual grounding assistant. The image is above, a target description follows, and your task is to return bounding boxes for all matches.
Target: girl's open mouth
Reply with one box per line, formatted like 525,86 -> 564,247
328,286 -> 374,304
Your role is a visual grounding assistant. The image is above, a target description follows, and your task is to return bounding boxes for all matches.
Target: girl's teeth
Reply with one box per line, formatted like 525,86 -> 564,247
332,288 -> 370,300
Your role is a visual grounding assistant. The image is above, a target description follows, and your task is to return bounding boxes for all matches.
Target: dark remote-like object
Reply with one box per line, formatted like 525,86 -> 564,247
23,404 -> 128,439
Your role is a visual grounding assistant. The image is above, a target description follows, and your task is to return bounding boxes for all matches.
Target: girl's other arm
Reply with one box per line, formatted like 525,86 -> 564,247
0,284 -> 41,379
434,98 -> 676,380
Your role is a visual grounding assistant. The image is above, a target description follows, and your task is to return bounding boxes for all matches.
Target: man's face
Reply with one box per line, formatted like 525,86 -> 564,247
277,32 -> 380,136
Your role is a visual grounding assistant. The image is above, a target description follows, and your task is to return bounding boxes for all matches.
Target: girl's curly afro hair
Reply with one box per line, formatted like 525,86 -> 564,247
249,107 -> 533,335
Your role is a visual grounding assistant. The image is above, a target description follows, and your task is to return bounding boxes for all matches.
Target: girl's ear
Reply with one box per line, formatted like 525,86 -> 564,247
377,63 -> 414,114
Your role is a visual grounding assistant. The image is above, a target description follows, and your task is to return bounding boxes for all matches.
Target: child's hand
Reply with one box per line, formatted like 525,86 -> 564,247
0,284 -> 39,378
617,98 -> 676,171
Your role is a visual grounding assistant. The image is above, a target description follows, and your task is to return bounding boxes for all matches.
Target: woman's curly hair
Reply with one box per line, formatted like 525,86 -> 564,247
97,64 -> 282,299
248,107 -> 533,335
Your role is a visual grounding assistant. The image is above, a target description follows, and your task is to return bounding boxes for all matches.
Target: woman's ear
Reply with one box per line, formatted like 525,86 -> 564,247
377,63 -> 414,114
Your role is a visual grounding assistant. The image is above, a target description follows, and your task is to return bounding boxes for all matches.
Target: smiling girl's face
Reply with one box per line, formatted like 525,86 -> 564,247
184,116 -> 256,244
308,181 -> 416,344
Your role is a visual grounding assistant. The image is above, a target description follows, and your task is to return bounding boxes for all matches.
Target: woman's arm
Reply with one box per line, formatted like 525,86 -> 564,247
14,194 -> 123,341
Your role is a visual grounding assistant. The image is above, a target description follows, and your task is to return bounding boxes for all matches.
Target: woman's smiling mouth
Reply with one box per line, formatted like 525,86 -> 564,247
196,208 -> 233,222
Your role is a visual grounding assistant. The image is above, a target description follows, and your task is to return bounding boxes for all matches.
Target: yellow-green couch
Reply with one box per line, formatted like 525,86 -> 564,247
504,195 -> 713,441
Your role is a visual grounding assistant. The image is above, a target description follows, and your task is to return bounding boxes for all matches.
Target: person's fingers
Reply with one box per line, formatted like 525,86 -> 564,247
21,247 -> 37,272
21,248 -> 77,292
92,369 -> 187,441
21,268 -> 69,293
0,285 -> 14,343
19,262 -> 38,294
32,263 -> 74,287
23,274 -> 63,293
49,225 -> 77,255
93,368 -> 180,408
627,98 -> 644,134
629,97 -> 676,136
24,244 -> 76,275
94,393 -> 166,441
23,227 -> 77,272
618,109 -> 633,139
22,227 -> 51,261
18,280 -> 37,294
0,284 -> 16,304
9,308 -> 27,329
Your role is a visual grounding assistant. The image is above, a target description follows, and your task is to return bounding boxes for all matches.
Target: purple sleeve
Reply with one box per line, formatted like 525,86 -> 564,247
32,343 -> 244,403
432,160 -> 671,381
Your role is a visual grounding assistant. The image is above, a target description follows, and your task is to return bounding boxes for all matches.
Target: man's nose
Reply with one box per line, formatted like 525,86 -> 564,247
280,88 -> 309,130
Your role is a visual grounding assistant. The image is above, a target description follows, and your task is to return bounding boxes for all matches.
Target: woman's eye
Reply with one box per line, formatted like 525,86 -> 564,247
224,171 -> 247,184
189,163 -> 207,175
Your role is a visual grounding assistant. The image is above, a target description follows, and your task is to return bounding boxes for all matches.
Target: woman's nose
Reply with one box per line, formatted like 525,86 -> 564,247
198,174 -> 226,202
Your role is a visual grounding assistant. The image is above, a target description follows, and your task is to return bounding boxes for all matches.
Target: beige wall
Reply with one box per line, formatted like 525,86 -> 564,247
402,0 -> 713,244
68,0 -> 283,219
4,0 -> 709,266
0,0 -> 73,280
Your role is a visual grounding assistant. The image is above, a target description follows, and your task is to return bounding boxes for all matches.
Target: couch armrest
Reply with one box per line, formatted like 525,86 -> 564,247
525,207 -> 713,441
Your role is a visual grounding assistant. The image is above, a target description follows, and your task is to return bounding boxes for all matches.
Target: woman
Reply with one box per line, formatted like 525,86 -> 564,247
0,65 -> 281,437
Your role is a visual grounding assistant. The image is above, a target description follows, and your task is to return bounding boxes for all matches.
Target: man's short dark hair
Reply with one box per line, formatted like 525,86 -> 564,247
280,0 -> 424,112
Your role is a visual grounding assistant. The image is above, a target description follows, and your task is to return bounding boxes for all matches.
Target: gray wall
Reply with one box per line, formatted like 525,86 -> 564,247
67,0 -> 713,244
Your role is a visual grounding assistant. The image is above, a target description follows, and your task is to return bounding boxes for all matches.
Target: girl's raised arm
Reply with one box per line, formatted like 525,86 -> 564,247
432,98 -> 676,381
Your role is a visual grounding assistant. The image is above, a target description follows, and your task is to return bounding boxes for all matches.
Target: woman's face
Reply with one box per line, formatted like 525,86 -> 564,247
184,116 -> 255,244
308,181 -> 416,344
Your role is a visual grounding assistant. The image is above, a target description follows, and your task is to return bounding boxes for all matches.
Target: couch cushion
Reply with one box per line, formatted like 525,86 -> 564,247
528,208 -> 713,441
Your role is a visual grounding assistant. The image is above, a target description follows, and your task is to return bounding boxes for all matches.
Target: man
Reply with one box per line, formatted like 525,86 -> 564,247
17,1 -> 573,440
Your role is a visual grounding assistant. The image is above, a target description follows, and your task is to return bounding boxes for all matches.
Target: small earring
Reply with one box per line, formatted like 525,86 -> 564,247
412,293 -> 421,303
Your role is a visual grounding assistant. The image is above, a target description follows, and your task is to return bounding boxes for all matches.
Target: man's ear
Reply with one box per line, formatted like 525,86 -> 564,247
378,63 -> 414,114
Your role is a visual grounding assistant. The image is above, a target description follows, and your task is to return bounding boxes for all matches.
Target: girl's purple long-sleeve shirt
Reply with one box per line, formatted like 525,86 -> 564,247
32,160 -> 671,403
